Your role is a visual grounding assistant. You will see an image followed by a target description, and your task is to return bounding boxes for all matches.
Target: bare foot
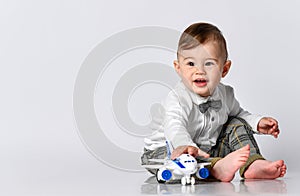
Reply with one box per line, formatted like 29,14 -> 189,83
211,144 -> 250,182
244,159 -> 287,179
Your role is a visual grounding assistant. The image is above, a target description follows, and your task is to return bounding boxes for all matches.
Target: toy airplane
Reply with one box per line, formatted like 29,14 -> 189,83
142,141 -> 210,185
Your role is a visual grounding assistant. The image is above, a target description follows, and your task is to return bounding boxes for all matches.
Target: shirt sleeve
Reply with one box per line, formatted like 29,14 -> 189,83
227,86 -> 262,133
163,90 -> 198,149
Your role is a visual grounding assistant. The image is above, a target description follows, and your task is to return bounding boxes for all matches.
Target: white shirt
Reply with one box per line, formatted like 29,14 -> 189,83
144,81 -> 262,151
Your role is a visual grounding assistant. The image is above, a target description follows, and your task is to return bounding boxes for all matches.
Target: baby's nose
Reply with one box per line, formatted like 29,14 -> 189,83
195,65 -> 206,74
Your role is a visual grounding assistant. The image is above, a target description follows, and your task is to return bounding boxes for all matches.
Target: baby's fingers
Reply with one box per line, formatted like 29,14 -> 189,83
272,128 -> 280,138
197,149 -> 210,158
171,146 -> 186,159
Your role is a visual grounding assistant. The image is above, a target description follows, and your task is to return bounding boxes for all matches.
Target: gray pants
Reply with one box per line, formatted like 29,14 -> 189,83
141,117 -> 265,177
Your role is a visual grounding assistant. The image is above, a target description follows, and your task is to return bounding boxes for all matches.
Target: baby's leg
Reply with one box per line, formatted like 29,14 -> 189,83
209,117 -> 264,181
212,117 -> 287,179
141,146 -> 167,174
244,159 -> 287,179
211,144 -> 250,182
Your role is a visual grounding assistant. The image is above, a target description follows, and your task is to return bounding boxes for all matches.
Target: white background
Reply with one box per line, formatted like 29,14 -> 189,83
1,0 -> 299,195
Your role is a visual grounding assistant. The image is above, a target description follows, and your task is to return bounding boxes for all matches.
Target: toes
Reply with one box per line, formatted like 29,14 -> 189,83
277,160 -> 284,166
243,144 -> 250,150
278,164 -> 287,177
282,164 -> 287,170
239,144 -> 250,151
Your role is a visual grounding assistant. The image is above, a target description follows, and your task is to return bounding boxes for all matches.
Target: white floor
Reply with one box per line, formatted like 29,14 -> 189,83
2,168 -> 299,196
141,175 -> 291,196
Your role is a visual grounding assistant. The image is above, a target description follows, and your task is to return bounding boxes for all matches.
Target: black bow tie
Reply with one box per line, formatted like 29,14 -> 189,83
199,100 -> 222,113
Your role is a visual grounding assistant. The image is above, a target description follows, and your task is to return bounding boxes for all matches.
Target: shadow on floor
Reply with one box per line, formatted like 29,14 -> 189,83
141,176 -> 287,195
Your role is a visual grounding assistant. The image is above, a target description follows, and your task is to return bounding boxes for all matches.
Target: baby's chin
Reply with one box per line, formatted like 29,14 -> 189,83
192,88 -> 211,97
192,85 -> 216,97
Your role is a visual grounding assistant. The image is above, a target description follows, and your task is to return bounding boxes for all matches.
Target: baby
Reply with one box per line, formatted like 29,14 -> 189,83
141,22 -> 286,182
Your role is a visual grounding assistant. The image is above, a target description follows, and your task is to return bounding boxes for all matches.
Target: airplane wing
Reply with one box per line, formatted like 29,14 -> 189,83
141,158 -> 169,169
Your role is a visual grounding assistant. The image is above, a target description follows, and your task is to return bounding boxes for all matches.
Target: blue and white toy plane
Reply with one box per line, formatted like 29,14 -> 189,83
143,142 -> 210,185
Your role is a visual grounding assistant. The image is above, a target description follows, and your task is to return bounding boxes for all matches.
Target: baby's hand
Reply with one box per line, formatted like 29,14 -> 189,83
171,145 -> 210,160
258,117 -> 280,138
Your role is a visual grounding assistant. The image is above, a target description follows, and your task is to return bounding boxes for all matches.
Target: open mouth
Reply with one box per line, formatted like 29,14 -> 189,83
193,78 -> 207,87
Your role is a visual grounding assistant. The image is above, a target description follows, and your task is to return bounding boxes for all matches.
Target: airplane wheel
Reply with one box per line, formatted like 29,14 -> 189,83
186,177 -> 191,184
191,177 -> 195,185
181,177 -> 186,185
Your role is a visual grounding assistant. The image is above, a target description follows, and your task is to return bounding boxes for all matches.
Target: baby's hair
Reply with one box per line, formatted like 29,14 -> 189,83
177,22 -> 228,62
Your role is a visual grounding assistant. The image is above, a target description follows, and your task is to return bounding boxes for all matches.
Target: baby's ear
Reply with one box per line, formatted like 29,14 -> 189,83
173,60 -> 180,74
222,60 -> 231,77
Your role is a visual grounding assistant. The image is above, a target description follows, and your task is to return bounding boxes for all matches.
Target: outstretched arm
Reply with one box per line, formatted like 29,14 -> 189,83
257,117 -> 280,138
171,145 -> 210,160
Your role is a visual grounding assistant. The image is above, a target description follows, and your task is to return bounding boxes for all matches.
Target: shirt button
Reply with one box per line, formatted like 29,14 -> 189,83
211,117 -> 215,121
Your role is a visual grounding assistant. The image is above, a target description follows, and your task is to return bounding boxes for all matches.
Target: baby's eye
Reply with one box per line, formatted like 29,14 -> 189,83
188,62 -> 195,66
204,61 -> 215,66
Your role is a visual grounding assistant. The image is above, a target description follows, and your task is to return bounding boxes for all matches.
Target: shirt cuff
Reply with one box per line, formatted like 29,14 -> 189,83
250,115 -> 263,134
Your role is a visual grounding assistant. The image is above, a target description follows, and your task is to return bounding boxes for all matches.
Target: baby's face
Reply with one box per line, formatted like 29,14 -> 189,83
174,41 -> 229,97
